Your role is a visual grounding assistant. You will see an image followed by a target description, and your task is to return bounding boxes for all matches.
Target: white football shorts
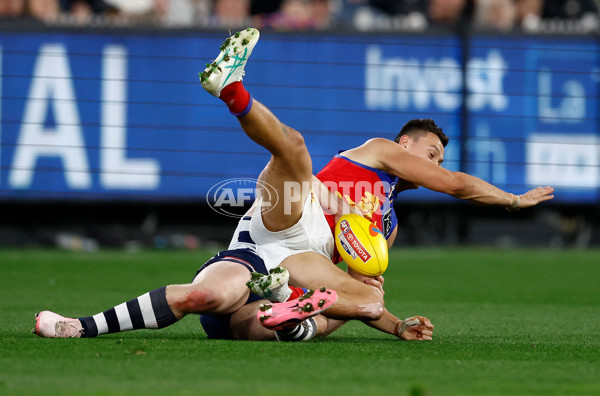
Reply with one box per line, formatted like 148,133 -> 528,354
228,191 -> 334,271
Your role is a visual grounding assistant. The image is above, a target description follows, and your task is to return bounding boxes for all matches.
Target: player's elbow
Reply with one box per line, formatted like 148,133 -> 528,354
364,301 -> 385,321
358,290 -> 385,320
354,302 -> 384,321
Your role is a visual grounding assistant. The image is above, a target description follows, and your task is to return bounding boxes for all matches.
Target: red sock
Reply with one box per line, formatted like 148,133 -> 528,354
287,286 -> 307,301
219,81 -> 252,116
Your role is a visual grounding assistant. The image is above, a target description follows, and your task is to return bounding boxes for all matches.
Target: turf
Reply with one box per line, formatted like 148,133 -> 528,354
1,248 -> 599,395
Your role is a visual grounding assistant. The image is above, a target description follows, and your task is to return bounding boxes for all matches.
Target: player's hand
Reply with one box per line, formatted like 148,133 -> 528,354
347,268 -> 385,297
363,275 -> 385,297
513,186 -> 555,210
397,316 -> 434,341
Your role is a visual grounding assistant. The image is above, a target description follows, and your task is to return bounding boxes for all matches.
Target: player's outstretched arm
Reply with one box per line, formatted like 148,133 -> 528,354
364,139 -> 555,210
444,172 -> 555,210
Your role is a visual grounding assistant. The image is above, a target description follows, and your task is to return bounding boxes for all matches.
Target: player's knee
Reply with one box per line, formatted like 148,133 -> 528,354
178,288 -> 222,313
286,128 -> 308,156
287,127 -> 305,147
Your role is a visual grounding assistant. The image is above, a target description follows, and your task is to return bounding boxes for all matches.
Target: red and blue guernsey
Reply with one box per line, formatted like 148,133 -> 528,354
316,151 -> 399,257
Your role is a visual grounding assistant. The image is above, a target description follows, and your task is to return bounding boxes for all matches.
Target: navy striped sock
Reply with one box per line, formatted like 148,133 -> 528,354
79,286 -> 177,337
275,318 -> 317,342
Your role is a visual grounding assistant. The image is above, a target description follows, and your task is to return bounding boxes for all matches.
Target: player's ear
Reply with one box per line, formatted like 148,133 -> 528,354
398,134 -> 411,148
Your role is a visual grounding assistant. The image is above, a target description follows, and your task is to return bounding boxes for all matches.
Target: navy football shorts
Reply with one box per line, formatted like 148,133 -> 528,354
194,248 -> 268,340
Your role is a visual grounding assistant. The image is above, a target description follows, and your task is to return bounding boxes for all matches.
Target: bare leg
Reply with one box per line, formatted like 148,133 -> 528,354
202,29 -> 312,231
167,261 -> 252,318
36,260 -> 254,339
236,101 -> 313,231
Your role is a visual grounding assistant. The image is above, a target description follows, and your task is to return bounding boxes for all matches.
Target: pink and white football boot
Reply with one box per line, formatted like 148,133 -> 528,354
257,287 -> 338,331
33,311 -> 84,338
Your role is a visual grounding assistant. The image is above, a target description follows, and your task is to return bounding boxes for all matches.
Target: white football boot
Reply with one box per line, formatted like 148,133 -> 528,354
246,267 -> 292,303
33,311 -> 84,338
199,27 -> 260,97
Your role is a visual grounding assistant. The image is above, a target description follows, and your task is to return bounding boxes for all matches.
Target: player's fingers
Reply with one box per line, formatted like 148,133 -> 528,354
421,330 -> 433,338
411,330 -> 432,341
526,193 -> 554,205
363,278 -> 384,294
528,186 -> 551,197
363,278 -> 379,287
416,316 -> 434,330
535,186 -> 554,197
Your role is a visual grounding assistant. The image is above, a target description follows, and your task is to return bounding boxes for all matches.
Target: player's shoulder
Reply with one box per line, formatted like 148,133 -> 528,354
350,138 -> 396,154
362,137 -> 394,147
343,138 -> 400,170
357,138 -> 405,157
354,138 -> 413,173
360,137 -> 403,151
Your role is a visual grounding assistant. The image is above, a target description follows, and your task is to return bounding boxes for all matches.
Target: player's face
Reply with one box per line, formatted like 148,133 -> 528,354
404,132 -> 445,166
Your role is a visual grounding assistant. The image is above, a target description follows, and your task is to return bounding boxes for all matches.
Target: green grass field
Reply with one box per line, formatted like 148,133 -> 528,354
1,248 -> 599,395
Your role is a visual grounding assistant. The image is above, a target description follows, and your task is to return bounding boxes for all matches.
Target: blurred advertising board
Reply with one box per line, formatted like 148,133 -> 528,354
0,30 -> 597,202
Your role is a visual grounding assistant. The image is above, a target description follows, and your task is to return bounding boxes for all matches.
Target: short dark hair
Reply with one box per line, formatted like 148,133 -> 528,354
394,119 -> 449,147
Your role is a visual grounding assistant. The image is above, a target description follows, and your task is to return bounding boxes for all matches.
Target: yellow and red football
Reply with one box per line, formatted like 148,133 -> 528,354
334,214 -> 388,276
